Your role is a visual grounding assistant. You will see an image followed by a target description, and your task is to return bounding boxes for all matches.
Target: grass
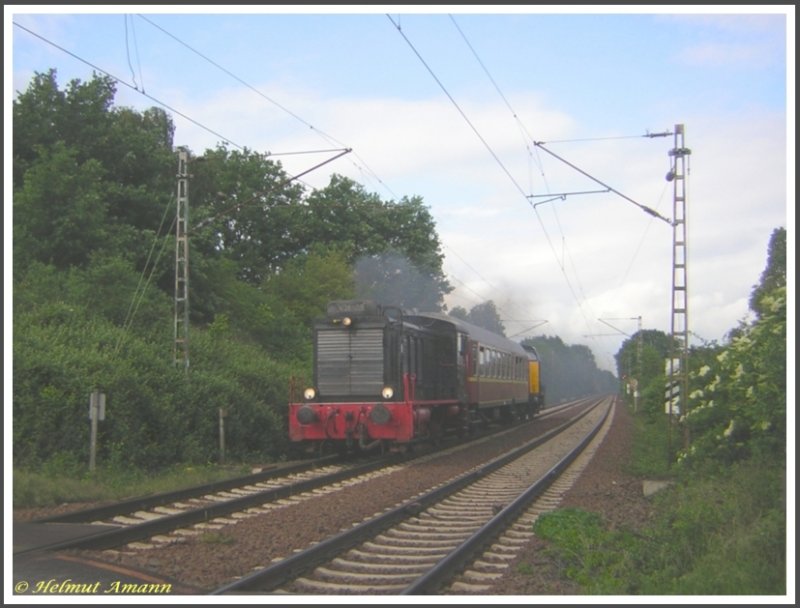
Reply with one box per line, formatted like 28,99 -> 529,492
526,403 -> 787,596
13,461 -> 255,508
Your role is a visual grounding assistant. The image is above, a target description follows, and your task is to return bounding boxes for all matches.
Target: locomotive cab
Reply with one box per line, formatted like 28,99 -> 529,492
289,300 -> 462,451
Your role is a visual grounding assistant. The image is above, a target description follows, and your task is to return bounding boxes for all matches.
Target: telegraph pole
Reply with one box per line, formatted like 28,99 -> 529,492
174,147 -> 190,372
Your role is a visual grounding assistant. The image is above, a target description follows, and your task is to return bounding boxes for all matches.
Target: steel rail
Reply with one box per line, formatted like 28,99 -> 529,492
210,398 -> 601,594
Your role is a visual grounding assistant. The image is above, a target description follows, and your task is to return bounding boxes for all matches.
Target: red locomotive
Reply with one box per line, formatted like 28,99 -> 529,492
289,300 -> 544,453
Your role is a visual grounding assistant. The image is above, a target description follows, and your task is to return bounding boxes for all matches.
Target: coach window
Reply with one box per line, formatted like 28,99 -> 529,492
417,337 -> 424,382
407,336 -> 416,378
470,342 -> 478,376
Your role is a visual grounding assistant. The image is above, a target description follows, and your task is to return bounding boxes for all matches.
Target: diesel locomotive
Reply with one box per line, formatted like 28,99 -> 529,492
288,300 -> 544,453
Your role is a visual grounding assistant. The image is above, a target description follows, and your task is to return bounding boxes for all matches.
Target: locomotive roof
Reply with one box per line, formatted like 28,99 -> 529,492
321,300 -> 532,359
409,311 -> 529,358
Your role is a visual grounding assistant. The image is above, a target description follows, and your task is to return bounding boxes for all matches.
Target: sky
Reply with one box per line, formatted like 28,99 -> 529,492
4,6 -> 795,606
6,5 -> 794,376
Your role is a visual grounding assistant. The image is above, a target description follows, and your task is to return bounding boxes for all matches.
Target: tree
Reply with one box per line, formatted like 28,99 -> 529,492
354,249 -> 446,311
523,335 -> 617,404
13,143 -> 108,270
13,70 -> 177,275
466,301 -> 506,335
448,306 -> 469,322
447,301 -> 506,335
680,226 -> 787,467
749,227 -> 786,318
189,144 -> 306,284
11,68 -> 460,472
302,176 -> 452,308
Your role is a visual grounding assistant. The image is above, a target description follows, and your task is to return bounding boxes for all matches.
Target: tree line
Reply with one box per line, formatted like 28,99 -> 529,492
13,70 -> 617,472
14,69 -> 783,476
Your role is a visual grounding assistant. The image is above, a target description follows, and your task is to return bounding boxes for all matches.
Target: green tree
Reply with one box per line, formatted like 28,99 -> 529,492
467,301 -> 506,335
749,227 -> 786,318
11,67 -> 457,472
680,227 -> 787,468
13,70 -> 177,276
189,144 -> 306,284
13,143 -> 108,270
303,176 -> 451,308
523,335 -> 617,404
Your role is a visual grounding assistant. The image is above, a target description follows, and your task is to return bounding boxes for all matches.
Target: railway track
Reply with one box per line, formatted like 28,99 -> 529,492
16,456 -> 401,555
211,396 -> 614,595
17,402 -> 582,558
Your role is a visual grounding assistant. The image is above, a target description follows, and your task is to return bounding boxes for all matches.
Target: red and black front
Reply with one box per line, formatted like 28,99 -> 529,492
288,300 -> 463,451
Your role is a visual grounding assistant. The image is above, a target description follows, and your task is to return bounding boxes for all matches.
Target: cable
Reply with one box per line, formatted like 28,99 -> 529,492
135,14 -> 397,201
124,14 -> 139,91
447,15 -> 598,333
114,196 -> 176,356
13,21 -> 244,150
387,14 -> 530,203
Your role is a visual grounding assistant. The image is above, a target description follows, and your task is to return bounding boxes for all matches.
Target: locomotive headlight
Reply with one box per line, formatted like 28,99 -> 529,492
381,386 -> 394,399
303,387 -> 316,400
342,316 -> 352,327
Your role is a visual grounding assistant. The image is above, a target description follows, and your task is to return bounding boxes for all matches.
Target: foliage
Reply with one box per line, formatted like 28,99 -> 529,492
523,335 -> 618,404
748,227 -> 786,318
449,300 -> 506,335
532,461 -> 785,594
187,144 -> 306,284
533,508 -> 634,594
13,69 -> 176,278
678,224 -> 786,469
14,463 -> 252,507
12,69 -> 452,474
680,285 -> 786,468
529,225 -> 787,595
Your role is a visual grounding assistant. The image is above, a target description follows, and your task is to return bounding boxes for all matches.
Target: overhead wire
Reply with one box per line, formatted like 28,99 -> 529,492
17,15 -> 650,357
418,14 -> 598,340
134,13 -> 516,324
124,15 -> 139,91
13,20 -> 245,150
445,15 -> 678,361
114,194 -> 176,357
135,14 -> 398,202
388,14 -> 542,327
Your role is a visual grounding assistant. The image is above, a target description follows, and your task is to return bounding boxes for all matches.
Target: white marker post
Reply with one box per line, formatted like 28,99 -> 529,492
89,390 -> 106,471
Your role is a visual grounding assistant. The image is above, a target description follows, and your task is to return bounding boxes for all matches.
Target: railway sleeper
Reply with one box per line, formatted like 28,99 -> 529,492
293,577 -> 408,594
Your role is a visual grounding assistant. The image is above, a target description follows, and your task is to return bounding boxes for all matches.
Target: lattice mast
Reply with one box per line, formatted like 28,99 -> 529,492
667,124 -> 691,446
174,147 -> 190,371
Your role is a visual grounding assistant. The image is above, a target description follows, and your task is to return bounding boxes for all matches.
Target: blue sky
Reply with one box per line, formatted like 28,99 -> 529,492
6,5 -> 794,374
